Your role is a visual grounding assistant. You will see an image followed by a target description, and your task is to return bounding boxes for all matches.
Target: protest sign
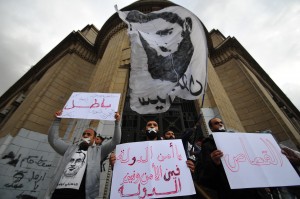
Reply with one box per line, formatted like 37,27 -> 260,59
213,133 -> 300,189
59,92 -> 120,120
110,140 -> 196,198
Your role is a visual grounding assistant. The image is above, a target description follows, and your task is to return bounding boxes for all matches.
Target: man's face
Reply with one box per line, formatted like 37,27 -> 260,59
64,152 -> 85,177
164,130 -> 175,140
138,17 -> 193,83
145,120 -> 159,140
210,118 -> 225,132
82,129 -> 95,146
140,18 -> 183,57
146,121 -> 159,132
95,137 -> 103,145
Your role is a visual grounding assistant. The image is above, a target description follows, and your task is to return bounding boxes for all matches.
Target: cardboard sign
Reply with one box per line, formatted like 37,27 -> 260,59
110,140 -> 196,198
59,92 -> 120,120
213,133 -> 300,189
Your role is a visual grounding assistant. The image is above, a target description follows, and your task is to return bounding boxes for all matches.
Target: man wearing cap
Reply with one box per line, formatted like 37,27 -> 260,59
46,112 -> 121,199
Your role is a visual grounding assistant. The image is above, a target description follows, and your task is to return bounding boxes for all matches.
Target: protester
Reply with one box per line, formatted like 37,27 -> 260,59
162,129 -> 196,174
281,146 -> 300,166
109,120 -> 195,172
95,135 -> 104,146
110,120 -> 197,199
194,117 -> 262,199
163,129 -> 176,140
181,124 -> 203,161
46,111 -> 121,199
143,120 -> 162,140
280,145 -> 300,198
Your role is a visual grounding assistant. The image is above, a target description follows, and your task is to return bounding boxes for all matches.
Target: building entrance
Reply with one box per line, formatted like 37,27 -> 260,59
121,95 -> 199,143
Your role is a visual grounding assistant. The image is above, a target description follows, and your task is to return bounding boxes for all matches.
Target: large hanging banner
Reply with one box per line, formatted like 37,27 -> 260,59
213,133 -> 300,189
110,140 -> 196,199
58,92 -> 120,120
117,6 -> 207,114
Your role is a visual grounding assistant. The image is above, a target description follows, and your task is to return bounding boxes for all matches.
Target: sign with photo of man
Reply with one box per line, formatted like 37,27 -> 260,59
117,6 -> 208,114
56,150 -> 87,189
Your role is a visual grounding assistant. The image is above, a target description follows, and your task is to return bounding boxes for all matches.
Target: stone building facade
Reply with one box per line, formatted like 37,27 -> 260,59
0,0 -> 299,198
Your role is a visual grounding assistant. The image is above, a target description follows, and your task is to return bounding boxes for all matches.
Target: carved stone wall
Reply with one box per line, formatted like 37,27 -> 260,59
0,129 -> 57,199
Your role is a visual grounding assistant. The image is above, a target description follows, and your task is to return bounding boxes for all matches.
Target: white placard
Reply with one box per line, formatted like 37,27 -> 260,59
59,92 -> 120,120
213,132 -> 300,189
110,140 -> 196,199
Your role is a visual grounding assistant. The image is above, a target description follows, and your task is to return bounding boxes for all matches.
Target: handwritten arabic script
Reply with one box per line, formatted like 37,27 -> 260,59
110,140 -> 195,199
223,137 -> 283,172
213,132 -> 300,189
59,92 -> 120,120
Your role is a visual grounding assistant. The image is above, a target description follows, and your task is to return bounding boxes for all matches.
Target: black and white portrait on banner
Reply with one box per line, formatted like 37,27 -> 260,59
56,150 -> 87,190
117,6 -> 208,114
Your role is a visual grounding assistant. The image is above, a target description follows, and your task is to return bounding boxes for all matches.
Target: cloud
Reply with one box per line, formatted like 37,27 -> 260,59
0,0 -> 299,111
184,0 -> 300,111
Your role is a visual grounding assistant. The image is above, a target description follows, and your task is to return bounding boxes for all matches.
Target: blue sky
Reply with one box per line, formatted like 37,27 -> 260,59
0,0 -> 299,110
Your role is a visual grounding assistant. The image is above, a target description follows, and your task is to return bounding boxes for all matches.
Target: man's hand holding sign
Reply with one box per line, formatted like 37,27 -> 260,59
47,92 -> 121,199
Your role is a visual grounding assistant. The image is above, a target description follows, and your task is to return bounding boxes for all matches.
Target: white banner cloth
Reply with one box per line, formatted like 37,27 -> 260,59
117,6 -> 207,114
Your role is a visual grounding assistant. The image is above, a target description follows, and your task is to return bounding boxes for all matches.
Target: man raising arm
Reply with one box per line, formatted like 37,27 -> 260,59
46,111 -> 121,199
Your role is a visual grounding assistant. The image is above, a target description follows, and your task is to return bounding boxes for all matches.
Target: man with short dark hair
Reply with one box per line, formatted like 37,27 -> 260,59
144,120 -> 161,140
109,120 -> 195,173
208,117 -> 226,132
95,135 -> 104,146
46,112 -> 121,199
109,119 -> 196,199
163,130 -> 176,140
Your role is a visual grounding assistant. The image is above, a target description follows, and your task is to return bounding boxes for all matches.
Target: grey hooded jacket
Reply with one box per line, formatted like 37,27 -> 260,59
45,118 -> 121,199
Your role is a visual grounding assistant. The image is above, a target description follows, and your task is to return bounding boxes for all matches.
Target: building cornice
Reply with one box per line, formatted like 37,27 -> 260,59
210,36 -> 300,120
0,29 -> 97,109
